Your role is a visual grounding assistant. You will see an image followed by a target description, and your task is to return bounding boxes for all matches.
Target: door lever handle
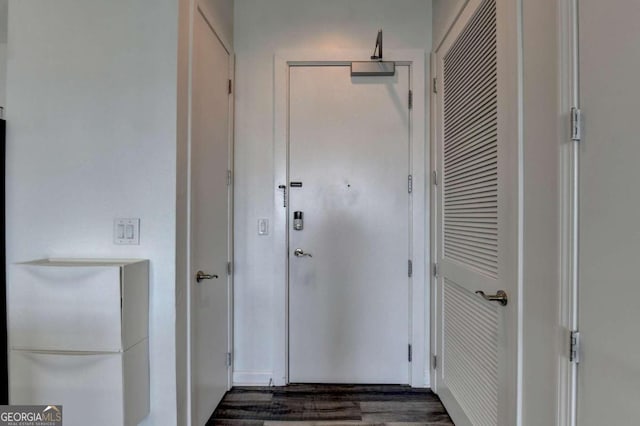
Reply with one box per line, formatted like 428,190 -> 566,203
196,270 -> 219,283
294,248 -> 312,258
475,290 -> 508,306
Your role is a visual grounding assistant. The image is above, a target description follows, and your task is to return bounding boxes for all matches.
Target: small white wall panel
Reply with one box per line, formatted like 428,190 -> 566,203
444,279 -> 499,426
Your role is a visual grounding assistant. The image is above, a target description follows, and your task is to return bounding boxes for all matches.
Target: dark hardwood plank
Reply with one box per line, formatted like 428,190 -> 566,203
207,385 -> 454,426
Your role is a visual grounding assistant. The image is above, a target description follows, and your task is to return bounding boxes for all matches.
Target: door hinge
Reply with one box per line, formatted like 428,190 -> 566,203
226,352 -> 232,367
408,344 -> 413,362
432,170 -> 438,186
433,262 -> 439,278
408,175 -> 413,194
227,170 -> 232,186
227,261 -> 232,275
432,354 -> 437,370
408,90 -> 413,109
571,107 -> 583,142
569,330 -> 581,364
228,79 -> 233,95
408,260 -> 413,278
432,77 -> 438,94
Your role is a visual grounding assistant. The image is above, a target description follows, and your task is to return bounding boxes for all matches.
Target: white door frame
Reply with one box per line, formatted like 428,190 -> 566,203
184,4 -> 235,424
273,49 -> 428,387
558,0 -> 579,425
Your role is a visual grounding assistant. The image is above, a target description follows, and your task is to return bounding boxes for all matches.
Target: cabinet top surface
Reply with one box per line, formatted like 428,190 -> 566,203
17,258 -> 148,267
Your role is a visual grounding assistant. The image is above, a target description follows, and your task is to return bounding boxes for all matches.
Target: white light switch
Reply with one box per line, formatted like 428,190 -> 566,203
258,218 -> 269,236
114,218 -> 140,245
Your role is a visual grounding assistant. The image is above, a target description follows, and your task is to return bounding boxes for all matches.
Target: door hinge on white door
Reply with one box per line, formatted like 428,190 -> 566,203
226,352 -> 232,367
569,330 -> 581,364
227,170 -> 232,186
228,79 -> 233,95
408,344 -> 413,362
227,261 -> 232,275
432,354 -> 437,370
432,78 -> 438,94
408,260 -> 413,278
408,175 -> 413,194
571,107 -> 583,142
432,170 -> 438,186
433,262 -> 439,278
408,90 -> 413,109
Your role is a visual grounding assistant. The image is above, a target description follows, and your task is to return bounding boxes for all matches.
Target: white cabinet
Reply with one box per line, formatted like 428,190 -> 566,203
8,259 -> 149,426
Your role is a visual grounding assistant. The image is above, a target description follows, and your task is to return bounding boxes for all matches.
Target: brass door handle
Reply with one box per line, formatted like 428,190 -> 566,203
196,270 -> 219,283
475,290 -> 508,306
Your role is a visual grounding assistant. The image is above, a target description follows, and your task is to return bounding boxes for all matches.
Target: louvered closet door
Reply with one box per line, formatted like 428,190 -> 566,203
433,0 -> 519,425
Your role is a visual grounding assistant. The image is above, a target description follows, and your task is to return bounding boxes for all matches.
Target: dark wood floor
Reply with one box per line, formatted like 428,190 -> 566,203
207,384 -> 454,425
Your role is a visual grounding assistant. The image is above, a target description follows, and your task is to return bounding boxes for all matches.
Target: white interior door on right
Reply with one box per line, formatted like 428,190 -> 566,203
434,0 -> 519,425
576,1 -> 640,424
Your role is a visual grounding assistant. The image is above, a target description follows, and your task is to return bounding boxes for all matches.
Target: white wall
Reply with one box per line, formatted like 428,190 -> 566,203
199,0 -> 233,49
233,0 -> 432,385
521,0 -> 562,423
0,0 -> 7,108
432,0 -> 467,48
6,1 -> 179,424
0,43 -> 6,108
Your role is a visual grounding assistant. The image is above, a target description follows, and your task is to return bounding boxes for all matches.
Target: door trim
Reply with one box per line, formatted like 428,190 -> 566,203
273,49 -> 428,387
558,0 -> 580,425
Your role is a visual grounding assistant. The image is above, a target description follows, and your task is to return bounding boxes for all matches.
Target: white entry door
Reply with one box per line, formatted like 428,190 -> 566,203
433,0 -> 519,424
190,9 -> 232,425
576,1 -> 640,424
288,65 -> 411,384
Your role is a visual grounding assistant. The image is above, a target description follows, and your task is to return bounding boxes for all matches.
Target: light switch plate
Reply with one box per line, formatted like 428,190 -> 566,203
114,218 -> 140,245
258,218 -> 269,236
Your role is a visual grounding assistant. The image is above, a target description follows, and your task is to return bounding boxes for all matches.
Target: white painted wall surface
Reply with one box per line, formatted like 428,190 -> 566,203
0,0 -> 7,109
432,0 -> 467,48
0,43 -> 6,108
199,0 -> 234,49
233,0 -> 432,385
6,1 -> 178,424
521,0 -> 562,423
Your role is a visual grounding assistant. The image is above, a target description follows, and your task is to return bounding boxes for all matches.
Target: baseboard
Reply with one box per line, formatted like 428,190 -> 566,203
232,370 -> 273,386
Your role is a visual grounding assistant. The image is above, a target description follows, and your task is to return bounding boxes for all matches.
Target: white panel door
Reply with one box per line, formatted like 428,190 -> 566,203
434,0 -> 519,424
288,65 -> 410,384
577,1 -> 640,424
190,9 -> 232,425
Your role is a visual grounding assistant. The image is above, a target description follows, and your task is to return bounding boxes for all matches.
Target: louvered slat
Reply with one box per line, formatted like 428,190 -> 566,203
444,278 -> 499,426
443,0 -> 498,278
